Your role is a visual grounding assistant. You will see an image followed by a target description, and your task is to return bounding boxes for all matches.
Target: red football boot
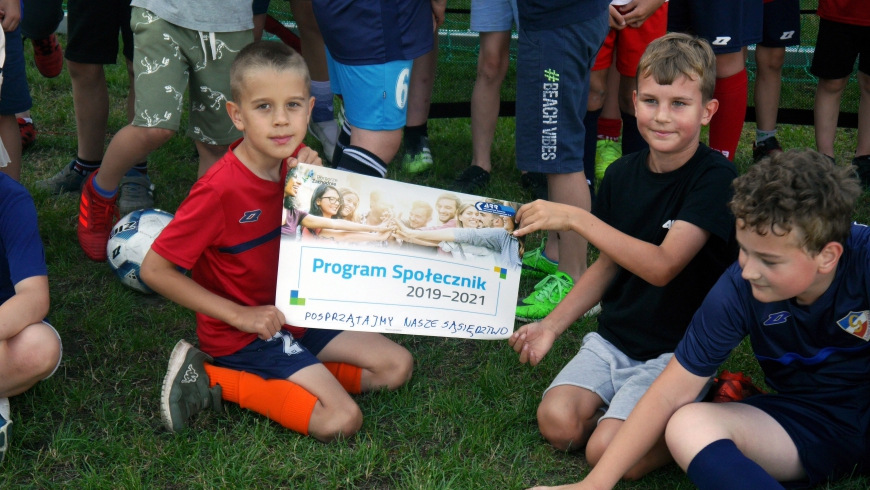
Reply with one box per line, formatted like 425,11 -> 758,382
78,172 -> 119,261
17,118 -> 36,149
31,34 -> 64,78
710,370 -> 766,403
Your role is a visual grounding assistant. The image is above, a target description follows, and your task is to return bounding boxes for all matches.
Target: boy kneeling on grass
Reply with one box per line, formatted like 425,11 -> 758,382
0,173 -> 63,465
141,41 -> 413,441
509,32 -> 738,480
536,152 -> 867,489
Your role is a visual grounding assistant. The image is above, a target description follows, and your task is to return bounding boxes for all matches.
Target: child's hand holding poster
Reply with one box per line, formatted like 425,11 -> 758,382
276,164 -> 524,340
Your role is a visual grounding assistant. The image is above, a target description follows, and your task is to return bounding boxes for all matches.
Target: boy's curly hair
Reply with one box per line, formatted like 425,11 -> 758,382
637,32 -> 716,101
730,150 -> 861,253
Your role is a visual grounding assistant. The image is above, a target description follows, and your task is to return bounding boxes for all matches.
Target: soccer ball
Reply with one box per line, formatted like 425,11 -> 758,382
107,209 -> 174,293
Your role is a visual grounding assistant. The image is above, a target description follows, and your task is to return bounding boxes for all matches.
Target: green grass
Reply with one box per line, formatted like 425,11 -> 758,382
6,31 -> 870,489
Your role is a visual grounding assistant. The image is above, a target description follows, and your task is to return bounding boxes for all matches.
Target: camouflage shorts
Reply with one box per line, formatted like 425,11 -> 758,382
130,7 -> 252,145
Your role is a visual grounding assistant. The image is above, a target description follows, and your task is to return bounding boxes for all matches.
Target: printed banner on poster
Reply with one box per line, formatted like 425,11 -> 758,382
276,164 -> 524,340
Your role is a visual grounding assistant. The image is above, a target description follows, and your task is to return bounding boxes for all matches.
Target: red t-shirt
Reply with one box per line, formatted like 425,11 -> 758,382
151,139 -> 308,357
818,0 -> 870,26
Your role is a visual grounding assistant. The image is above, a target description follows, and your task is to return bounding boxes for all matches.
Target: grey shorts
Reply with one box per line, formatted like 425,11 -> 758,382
471,0 -> 518,32
42,320 -> 63,379
544,332 -> 675,422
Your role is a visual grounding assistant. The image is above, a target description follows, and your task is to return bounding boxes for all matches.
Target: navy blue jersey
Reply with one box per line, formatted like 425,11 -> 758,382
676,224 -> 870,402
311,0 -> 433,65
517,0 -> 610,31
0,173 -> 47,306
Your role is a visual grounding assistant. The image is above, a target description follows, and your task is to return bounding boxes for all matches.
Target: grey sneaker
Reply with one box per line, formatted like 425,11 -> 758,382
0,397 -> 10,466
308,119 -> 339,164
160,340 -> 222,433
35,160 -> 87,194
118,173 -> 155,216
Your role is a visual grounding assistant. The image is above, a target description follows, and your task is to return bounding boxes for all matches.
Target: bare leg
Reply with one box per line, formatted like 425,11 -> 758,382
537,385 -> 606,451
603,66 -> 623,119
0,322 -> 62,398
194,141 -> 229,177
754,46 -> 785,133
290,0 -> 330,81
349,125 -> 403,164
587,69 -> 609,113
470,31 -> 511,172
586,418 -> 673,480
94,126 -> 174,191
315,331 -> 413,391
68,61 -> 110,161
814,77 -> 848,158
666,402 -> 805,482
288,364 -> 363,442
406,36 -> 438,127
253,13 -> 266,41
0,115 -> 22,181
548,173 -> 590,280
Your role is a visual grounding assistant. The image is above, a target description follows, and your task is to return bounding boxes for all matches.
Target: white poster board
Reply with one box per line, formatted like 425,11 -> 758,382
275,165 -> 523,340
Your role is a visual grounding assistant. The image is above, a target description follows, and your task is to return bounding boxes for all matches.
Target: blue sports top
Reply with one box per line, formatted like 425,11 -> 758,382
676,224 -> 870,401
517,0 -> 610,31
311,0 -> 433,65
0,173 -> 47,306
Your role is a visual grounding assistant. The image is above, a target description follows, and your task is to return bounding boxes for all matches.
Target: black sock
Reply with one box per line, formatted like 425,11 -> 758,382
336,145 -> 387,178
132,161 -> 148,175
72,157 -> 101,176
403,123 -> 428,148
583,108 -> 601,199
332,120 -> 352,167
621,111 -> 648,155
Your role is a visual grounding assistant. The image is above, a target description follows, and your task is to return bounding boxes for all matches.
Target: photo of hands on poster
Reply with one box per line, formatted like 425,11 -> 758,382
276,164 -> 524,340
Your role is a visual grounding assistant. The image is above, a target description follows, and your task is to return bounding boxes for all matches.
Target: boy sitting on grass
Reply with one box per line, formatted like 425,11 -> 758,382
550,151 -> 868,490
0,173 -> 63,465
141,41 -> 413,441
509,32 -> 737,480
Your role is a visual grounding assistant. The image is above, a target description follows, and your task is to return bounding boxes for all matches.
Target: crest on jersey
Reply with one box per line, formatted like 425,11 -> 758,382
837,310 -> 870,341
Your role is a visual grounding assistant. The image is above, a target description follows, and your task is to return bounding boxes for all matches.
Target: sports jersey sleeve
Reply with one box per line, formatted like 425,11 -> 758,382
2,193 -> 47,284
674,264 -> 751,377
675,161 -> 737,243
151,183 -> 226,270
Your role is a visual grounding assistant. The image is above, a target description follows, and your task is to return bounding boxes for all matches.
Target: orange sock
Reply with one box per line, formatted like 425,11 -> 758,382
322,362 -> 363,394
204,364 -> 317,435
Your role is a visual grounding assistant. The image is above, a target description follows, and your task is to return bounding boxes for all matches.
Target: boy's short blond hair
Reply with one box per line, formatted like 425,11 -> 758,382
730,150 -> 861,253
636,32 -> 716,102
410,200 -> 433,218
230,41 -> 310,101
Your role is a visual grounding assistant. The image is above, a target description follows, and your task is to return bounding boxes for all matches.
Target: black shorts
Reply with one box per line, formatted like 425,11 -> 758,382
212,329 -> 343,380
65,0 -> 134,64
740,393 -> 870,487
760,0 -> 800,48
668,0 -> 763,54
810,18 -> 870,80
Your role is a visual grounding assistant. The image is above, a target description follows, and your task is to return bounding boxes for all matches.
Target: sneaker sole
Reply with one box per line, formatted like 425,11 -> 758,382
160,340 -> 193,433
515,302 -> 600,323
0,420 -> 9,465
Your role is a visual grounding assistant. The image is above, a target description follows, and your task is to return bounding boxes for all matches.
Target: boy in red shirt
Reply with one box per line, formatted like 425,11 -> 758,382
812,0 -> 870,188
141,41 -> 413,441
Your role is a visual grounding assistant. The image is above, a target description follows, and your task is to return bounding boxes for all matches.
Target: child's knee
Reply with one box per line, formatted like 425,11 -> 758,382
12,323 -> 61,380
665,403 -> 708,456
817,77 -> 848,94
537,400 -> 584,450
314,401 -> 363,441
385,348 -> 413,390
135,126 -> 176,147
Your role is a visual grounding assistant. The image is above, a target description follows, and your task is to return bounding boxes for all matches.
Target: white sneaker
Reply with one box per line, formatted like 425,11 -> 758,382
308,119 -> 339,164
0,397 -> 10,465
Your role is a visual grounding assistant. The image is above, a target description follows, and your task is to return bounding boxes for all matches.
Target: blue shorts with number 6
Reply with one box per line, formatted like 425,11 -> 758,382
326,47 -> 413,131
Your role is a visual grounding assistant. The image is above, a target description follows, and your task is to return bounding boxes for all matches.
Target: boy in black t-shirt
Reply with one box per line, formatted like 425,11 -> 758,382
509,32 -> 737,482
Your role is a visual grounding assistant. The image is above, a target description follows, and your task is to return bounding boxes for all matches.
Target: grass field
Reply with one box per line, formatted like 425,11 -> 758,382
4,28 -> 870,489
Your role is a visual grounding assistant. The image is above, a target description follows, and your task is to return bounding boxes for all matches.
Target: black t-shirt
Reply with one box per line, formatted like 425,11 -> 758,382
592,144 -> 738,361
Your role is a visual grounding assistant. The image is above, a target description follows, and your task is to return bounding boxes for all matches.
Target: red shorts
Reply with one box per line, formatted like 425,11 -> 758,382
592,2 -> 668,77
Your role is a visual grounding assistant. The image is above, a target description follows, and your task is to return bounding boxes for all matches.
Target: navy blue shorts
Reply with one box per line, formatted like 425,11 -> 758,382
740,393 -> 870,487
0,26 -> 32,115
811,19 -> 870,80
515,11 -> 609,174
213,329 -> 343,380
668,0 -> 763,54
252,0 -> 271,16
760,0 -> 800,48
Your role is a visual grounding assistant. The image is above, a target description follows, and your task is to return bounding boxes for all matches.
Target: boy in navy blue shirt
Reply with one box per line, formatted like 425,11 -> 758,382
0,174 -> 63,465
559,151 -> 868,490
